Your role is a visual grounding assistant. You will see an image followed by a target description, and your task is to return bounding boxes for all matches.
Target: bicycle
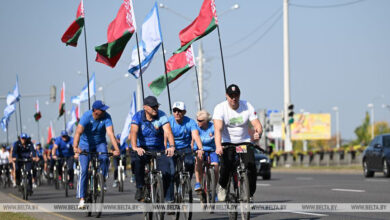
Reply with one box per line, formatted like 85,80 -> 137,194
115,154 -> 126,192
222,143 -> 253,220
16,158 -> 33,200
80,151 -> 112,218
171,150 -> 193,220
200,151 -> 217,213
55,156 -> 73,197
142,150 -> 165,220
0,163 -> 12,188
33,160 -> 44,187
53,158 -> 61,190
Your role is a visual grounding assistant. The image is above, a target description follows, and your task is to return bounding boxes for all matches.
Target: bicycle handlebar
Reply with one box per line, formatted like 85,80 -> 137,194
80,151 -> 113,157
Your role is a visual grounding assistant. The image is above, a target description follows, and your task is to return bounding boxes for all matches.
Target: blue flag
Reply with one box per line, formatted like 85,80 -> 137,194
1,104 -> 15,132
128,3 -> 162,78
7,76 -> 21,106
71,73 -> 96,104
120,91 -> 137,145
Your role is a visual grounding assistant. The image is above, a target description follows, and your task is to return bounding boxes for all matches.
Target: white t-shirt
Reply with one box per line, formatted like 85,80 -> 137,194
212,100 -> 257,144
0,150 -> 9,165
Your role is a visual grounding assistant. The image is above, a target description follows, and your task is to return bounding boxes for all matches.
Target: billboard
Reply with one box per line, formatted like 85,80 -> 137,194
289,113 -> 331,140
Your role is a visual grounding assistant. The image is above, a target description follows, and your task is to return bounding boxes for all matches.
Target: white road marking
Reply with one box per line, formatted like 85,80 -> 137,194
331,188 -> 365,193
256,183 -> 270,186
290,211 -> 328,217
193,198 -> 201,201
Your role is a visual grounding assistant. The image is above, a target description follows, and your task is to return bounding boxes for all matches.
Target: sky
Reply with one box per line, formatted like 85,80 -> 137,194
0,0 -> 389,145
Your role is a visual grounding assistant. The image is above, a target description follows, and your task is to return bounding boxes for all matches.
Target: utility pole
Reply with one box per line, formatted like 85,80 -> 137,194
283,0 -> 292,151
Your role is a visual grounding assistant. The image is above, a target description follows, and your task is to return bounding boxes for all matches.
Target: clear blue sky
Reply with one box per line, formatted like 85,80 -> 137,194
1,0 -> 389,144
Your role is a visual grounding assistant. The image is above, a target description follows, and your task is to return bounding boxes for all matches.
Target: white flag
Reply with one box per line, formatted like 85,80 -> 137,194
128,3 -> 162,78
120,91 -> 137,145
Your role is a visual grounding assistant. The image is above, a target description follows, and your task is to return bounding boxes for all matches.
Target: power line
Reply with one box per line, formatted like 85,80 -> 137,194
225,12 -> 283,59
222,7 -> 283,49
290,0 -> 365,9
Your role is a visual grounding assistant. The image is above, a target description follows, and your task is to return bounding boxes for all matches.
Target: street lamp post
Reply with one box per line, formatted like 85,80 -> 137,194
367,103 -> 374,139
332,106 -> 340,149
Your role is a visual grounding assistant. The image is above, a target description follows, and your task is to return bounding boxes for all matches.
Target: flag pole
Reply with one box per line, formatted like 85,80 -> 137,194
6,125 -> 9,146
160,42 -> 173,114
14,110 -> 19,136
216,25 -> 227,90
135,32 -> 145,102
64,108 -> 67,131
193,65 -> 202,111
37,121 -> 40,141
18,101 -> 22,134
83,18 -> 91,110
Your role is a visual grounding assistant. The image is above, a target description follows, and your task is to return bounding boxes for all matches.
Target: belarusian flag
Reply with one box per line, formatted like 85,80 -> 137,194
58,82 -> 65,118
175,0 -> 218,54
34,100 -> 42,121
149,46 -> 195,96
61,0 -> 85,47
47,122 -> 53,144
95,0 -> 136,68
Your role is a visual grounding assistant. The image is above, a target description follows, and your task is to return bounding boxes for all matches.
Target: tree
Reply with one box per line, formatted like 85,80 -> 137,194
353,112 -> 371,146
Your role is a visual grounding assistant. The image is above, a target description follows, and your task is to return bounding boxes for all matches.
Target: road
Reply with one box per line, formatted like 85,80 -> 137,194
1,171 -> 389,220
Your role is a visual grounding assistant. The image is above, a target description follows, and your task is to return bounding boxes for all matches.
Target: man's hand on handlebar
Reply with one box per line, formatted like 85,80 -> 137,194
134,147 -> 145,156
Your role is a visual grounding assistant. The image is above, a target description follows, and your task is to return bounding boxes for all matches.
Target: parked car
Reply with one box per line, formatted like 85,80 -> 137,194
362,133 -> 390,178
254,148 -> 271,180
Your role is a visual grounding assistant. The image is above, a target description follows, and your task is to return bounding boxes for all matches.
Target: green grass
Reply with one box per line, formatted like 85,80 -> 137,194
0,212 -> 37,220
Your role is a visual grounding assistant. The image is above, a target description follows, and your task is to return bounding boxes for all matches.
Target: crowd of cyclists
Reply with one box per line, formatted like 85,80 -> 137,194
0,84 -> 263,218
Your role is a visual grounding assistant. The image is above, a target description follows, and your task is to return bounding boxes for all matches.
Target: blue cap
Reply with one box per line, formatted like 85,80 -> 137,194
116,134 -> 121,140
21,133 -> 28,139
92,100 -> 109,111
61,130 -> 68,136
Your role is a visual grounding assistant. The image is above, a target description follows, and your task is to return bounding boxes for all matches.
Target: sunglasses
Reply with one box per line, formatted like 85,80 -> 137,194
173,109 -> 183,113
150,105 -> 159,110
197,119 -> 205,122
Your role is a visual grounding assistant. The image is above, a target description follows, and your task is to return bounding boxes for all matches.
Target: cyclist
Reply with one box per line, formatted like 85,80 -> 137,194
129,96 -> 175,202
73,100 -> 120,209
10,138 -> 19,187
194,110 -> 219,193
0,144 -> 11,184
167,101 -> 203,185
213,84 -> 263,202
52,130 -> 75,189
32,142 -> 44,188
12,133 -> 38,195
47,138 -> 56,179
112,134 -> 129,188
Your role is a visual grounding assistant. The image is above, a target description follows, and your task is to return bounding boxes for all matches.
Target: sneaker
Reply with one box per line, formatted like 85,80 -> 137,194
78,200 -> 86,209
12,182 -> 16,188
249,197 -> 254,203
103,183 -> 107,191
135,188 -> 144,202
32,183 -> 37,189
194,182 -> 202,192
112,181 -> 118,188
130,175 -> 135,183
49,173 -> 53,178
217,185 -> 227,202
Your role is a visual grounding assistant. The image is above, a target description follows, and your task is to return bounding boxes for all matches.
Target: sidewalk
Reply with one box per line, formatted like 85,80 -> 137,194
272,165 -> 363,174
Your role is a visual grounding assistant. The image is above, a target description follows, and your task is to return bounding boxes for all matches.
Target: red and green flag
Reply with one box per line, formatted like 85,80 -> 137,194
149,46 -> 195,96
61,0 -> 85,47
58,82 -> 65,118
34,100 -> 42,121
47,121 -> 54,144
175,0 -> 218,54
95,0 -> 136,68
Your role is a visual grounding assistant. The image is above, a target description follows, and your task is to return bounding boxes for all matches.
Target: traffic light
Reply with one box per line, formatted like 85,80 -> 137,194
288,104 -> 294,124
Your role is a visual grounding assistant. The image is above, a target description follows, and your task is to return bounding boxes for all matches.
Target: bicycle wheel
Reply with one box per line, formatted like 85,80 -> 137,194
118,167 -> 124,192
227,176 -> 238,220
64,166 -> 68,197
95,173 -> 105,218
86,172 -> 92,217
1,173 -> 6,189
143,184 -> 153,220
36,169 -> 42,187
180,178 -> 193,220
54,167 -> 60,190
239,173 -> 250,220
152,173 -> 165,220
23,174 -> 28,200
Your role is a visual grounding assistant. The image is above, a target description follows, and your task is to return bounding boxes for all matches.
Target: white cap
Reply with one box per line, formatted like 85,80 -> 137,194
172,101 -> 186,111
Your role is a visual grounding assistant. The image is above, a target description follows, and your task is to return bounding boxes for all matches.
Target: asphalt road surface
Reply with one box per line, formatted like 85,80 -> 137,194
1,171 -> 389,220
